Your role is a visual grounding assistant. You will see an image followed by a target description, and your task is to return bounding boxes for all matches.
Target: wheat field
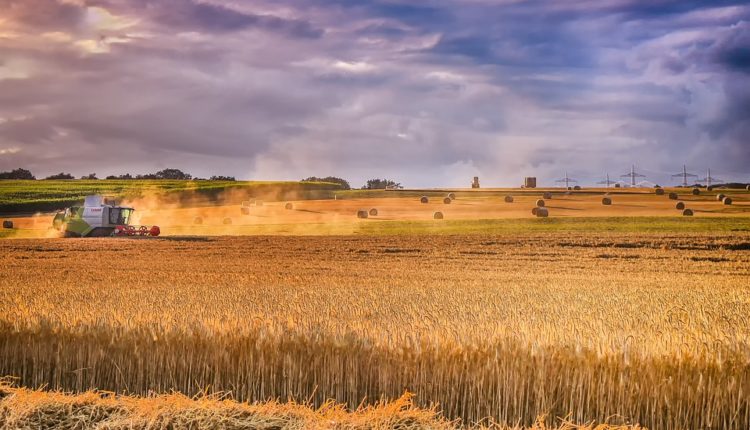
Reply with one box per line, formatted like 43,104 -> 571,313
1,233 -> 749,428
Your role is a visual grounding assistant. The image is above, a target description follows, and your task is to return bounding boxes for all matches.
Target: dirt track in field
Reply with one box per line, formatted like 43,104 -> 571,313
3,188 -> 750,236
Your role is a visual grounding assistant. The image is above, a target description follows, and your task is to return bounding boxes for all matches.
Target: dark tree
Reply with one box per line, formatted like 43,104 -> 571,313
209,175 -> 236,181
0,168 -> 35,180
45,172 -> 75,180
155,168 -> 192,180
302,176 -> 351,190
80,173 -> 98,180
363,179 -> 401,189
106,173 -> 134,179
136,169 -> 192,180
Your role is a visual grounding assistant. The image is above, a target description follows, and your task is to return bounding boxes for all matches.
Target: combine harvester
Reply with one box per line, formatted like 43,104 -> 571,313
52,195 -> 160,237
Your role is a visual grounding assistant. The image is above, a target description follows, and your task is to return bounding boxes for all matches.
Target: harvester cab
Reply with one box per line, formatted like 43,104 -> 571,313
53,195 -> 160,237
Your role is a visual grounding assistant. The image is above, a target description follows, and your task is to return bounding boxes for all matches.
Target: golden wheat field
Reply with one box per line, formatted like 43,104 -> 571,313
1,232 -> 749,429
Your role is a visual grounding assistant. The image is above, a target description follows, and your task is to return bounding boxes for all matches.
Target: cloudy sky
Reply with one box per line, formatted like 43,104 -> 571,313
0,0 -> 748,187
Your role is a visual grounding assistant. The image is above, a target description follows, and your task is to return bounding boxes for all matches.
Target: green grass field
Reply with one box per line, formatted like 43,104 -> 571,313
0,179 -> 343,214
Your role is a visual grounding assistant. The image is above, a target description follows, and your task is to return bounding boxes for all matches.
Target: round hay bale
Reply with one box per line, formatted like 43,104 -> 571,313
240,207 -> 250,215
356,209 -> 369,219
504,195 -> 514,203
675,202 -> 685,210
531,207 -> 538,216
655,188 -> 665,195
683,208 -> 694,216
668,192 -> 678,200
369,208 -> 378,216
692,188 -> 700,196
723,197 -> 733,205
222,217 -> 233,225
193,217 -> 203,225
535,207 -> 549,218
447,192 -> 456,200
615,183 -> 621,188
433,211 -> 444,220
602,197 -> 612,206
543,192 -> 552,199
717,194 -> 726,201
420,196 -> 429,204
707,186 -> 714,192
2,220 -> 13,229
536,199 -> 545,207
567,186 -> 572,191
285,202 -> 293,210
574,185 -> 581,191
746,185 -> 750,191
443,197 -> 452,204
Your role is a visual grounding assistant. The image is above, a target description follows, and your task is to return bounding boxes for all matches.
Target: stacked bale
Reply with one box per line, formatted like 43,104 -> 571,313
536,199 -> 545,207
433,212 -> 444,220
535,207 -> 549,218
356,210 -> 369,219
567,187 -> 572,191
2,220 -> 13,229
420,196 -> 429,204
193,217 -> 203,225
222,218 -> 232,225
573,185 -> 581,191
602,197 -> 612,206
504,195 -> 514,203
675,202 -> 685,210
707,186 -> 714,192
723,197 -> 733,205
369,208 -> 378,216
717,194 -> 726,201
447,193 -> 456,200
692,188 -> 700,196
668,192 -> 678,200
543,192 -> 552,199
285,203 -> 294,210
443,197 -> 452,204
240,207 -> 251,215
655,188 -> 665,195
683,209 -> 694,216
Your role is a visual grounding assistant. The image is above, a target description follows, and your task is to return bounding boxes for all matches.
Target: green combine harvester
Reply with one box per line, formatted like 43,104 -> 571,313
52,195 -> 160,237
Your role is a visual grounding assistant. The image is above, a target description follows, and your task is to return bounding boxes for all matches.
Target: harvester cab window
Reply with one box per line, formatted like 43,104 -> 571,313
110,208 -> 133,225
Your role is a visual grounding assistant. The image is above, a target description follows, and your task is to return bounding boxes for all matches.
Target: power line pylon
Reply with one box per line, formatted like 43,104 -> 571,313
621,165 -> 646,187
671,165 -> 698,187
597,173 -> 617,188
699,168 -> 722,187
554,172 -> 578,189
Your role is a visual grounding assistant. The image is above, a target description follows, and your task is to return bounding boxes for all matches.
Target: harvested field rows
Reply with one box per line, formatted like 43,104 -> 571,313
1,234 -> 750,428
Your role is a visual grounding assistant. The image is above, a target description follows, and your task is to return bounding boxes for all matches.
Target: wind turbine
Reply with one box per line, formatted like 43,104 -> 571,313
554,172 -> 578,189
671,165 -> 698,187
621,165 -> 646,187
699,168 -> 722,187
597,173 -> 617,188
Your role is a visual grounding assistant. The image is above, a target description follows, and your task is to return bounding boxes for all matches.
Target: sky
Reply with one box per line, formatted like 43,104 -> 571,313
0,0 -> 748,187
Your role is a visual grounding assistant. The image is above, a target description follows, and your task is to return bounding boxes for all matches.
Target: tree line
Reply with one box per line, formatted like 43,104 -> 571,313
1,168 -> 402,189
0,168 -> 235,181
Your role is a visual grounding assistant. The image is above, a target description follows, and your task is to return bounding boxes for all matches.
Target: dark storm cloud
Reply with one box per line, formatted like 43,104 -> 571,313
0,0 -> 749,184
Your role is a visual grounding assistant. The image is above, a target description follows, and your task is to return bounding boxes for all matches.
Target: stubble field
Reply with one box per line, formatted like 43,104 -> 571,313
2,231 -> 749,429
